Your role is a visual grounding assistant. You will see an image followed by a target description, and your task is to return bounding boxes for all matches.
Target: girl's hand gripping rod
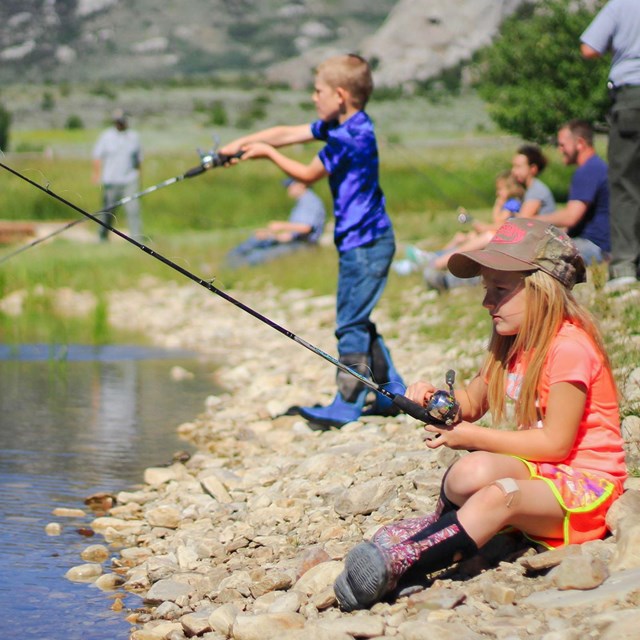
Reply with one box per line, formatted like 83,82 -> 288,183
0,159 -> 455,427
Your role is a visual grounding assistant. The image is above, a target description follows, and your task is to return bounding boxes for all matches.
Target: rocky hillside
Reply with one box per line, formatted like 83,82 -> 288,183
0,0 -> 558,88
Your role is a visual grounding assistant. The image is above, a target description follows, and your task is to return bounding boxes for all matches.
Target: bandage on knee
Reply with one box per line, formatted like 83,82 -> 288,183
491,477 -> 520,508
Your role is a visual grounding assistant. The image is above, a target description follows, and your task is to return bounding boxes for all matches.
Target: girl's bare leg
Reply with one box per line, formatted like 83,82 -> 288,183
445,452 -> 565,547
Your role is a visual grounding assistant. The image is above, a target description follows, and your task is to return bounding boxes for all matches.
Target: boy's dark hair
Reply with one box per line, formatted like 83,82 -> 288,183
517,144 -> 548,174
563,119 -> 594,146
315,54 -> 373,109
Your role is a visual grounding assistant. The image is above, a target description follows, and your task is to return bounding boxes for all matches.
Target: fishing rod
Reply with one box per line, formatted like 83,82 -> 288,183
0,159 -> 458,426
0,147 -> 239,266
384,138 -> 492,212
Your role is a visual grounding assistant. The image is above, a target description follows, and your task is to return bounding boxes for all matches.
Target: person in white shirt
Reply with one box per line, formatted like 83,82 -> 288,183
92,109 -> 143,242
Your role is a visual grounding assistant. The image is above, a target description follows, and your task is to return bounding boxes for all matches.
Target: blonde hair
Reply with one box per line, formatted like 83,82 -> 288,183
482,270 -> 614,427
315,54 -> 373,109
496,170 -> 525,201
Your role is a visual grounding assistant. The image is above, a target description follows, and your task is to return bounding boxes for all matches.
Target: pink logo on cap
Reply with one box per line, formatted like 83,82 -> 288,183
492,221 -> 527,244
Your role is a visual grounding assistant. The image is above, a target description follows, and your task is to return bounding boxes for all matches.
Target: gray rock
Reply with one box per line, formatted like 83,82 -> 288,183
397,619 -> 483,640
606,489 -> 640,535
610,517 -> 640,571
523,567 -> 640,609
333,479 -> 396,517
551,556 -> 609,590
145,578 -> 193,604
65,563 -> 102,582
232,613 -> 306,640
180,610 -> 212,636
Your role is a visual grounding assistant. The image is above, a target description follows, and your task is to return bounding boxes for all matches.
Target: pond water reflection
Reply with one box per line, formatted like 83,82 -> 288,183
0,345 -> 220,639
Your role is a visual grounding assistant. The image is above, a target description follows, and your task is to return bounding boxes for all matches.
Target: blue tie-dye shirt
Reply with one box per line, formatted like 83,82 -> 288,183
311,111 -> 392,252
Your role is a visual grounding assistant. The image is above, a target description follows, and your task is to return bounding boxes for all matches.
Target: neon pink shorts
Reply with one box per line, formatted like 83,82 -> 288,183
516,458 -> 622,548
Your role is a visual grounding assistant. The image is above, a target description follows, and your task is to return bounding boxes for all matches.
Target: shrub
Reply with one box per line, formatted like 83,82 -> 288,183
65,114 -> 84,130
41,91 -> 56,111
207,101 -> 228,126
475,0 -> 609,143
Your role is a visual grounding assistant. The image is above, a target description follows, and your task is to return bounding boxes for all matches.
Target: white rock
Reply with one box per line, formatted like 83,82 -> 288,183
52,507 -> 86,518
208,603 -> 238,636
65,563 -> 102,582
232,613 -> 305,640
292,561 -> 343,596
80,544 -> 109,562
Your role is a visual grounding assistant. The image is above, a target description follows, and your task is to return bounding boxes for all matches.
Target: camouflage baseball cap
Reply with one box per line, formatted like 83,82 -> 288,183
448,218 -> 587,289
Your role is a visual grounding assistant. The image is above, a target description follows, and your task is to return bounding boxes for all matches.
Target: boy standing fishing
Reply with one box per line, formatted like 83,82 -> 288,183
220,53 -> 404,429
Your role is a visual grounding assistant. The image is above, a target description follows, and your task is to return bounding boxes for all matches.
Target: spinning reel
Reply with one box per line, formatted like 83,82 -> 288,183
424,369 -> 460,426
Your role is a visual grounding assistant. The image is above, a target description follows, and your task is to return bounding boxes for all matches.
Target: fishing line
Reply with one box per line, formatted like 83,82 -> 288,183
0,149 -> 240,266
0,158 -> 438,425
384,138 -> 493,209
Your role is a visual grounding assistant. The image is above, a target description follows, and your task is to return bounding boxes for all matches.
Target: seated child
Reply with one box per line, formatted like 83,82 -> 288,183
334,219 -> 627,611
225,179 -> 326,268
394,170 -> 524,276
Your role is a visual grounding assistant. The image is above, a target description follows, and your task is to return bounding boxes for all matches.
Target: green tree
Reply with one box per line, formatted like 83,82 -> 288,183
65,114 -> 84,130
475,0 -> 610,143
0,103 -> 11,151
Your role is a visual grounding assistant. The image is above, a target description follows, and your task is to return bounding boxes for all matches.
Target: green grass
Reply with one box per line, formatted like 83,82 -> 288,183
0,110 -> 636,392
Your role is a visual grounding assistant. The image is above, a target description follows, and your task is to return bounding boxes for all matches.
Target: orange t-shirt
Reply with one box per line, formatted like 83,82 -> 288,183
507,321 -> 627,487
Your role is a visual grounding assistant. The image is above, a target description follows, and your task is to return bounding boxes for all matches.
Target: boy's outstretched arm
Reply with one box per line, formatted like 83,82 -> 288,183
241,143 -> 328,184
220,125 -> 314,155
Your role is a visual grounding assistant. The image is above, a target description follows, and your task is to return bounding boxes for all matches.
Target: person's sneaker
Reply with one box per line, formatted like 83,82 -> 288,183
391,259 -> 417,276
334,542 -> 390,611
604,276 -> 638,292
422,266 -> 449,293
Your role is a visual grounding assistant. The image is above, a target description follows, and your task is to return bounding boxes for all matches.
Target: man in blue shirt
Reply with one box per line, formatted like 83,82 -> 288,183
581,0 -> 640,287
220,54 -> 404,428
539,120 -> 610,265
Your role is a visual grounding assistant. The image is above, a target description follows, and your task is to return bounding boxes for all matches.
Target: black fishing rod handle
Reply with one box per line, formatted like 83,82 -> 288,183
184,151 -> 245,178
212,150 -> 245,166
184,164 -> 207,178
392,394 -> 440,424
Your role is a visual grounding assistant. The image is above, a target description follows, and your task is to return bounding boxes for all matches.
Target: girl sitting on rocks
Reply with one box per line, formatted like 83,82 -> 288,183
334,218 -> 628,611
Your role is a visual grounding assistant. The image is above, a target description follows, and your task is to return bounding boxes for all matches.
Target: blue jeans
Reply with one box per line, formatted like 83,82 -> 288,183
225,236 -> 313,268
336,228 -> 395,355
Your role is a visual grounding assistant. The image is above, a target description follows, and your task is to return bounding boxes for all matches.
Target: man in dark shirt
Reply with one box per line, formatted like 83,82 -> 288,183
581,0 -> 640,287
540,120 -> 610,265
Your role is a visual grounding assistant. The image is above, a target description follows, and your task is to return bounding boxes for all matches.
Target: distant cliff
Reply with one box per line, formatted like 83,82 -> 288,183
0,0 -> 577,88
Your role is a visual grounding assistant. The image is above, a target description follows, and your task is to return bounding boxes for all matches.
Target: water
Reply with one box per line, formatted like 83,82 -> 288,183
0,344 -> 220,640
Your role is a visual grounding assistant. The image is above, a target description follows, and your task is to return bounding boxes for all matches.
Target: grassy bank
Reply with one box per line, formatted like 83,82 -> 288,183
0,87 -> 630,373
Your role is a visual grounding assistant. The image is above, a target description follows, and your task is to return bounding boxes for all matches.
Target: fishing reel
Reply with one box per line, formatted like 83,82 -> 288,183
185,138 -> 245,178
424,369 -> 460,426
196,135 -> 243,170
197,146 -> 230,170
456,207 -> 474,225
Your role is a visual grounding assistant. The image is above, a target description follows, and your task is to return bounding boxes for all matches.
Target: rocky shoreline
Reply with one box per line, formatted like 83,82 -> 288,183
61,278 -> 640,640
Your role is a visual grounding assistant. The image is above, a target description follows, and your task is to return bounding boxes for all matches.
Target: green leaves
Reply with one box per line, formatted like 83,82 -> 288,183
475,0 -> 609,142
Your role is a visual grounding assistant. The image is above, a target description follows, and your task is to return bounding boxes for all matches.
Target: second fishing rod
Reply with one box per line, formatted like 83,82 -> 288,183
0,147 -> 242,266
0,159 -> 459,427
